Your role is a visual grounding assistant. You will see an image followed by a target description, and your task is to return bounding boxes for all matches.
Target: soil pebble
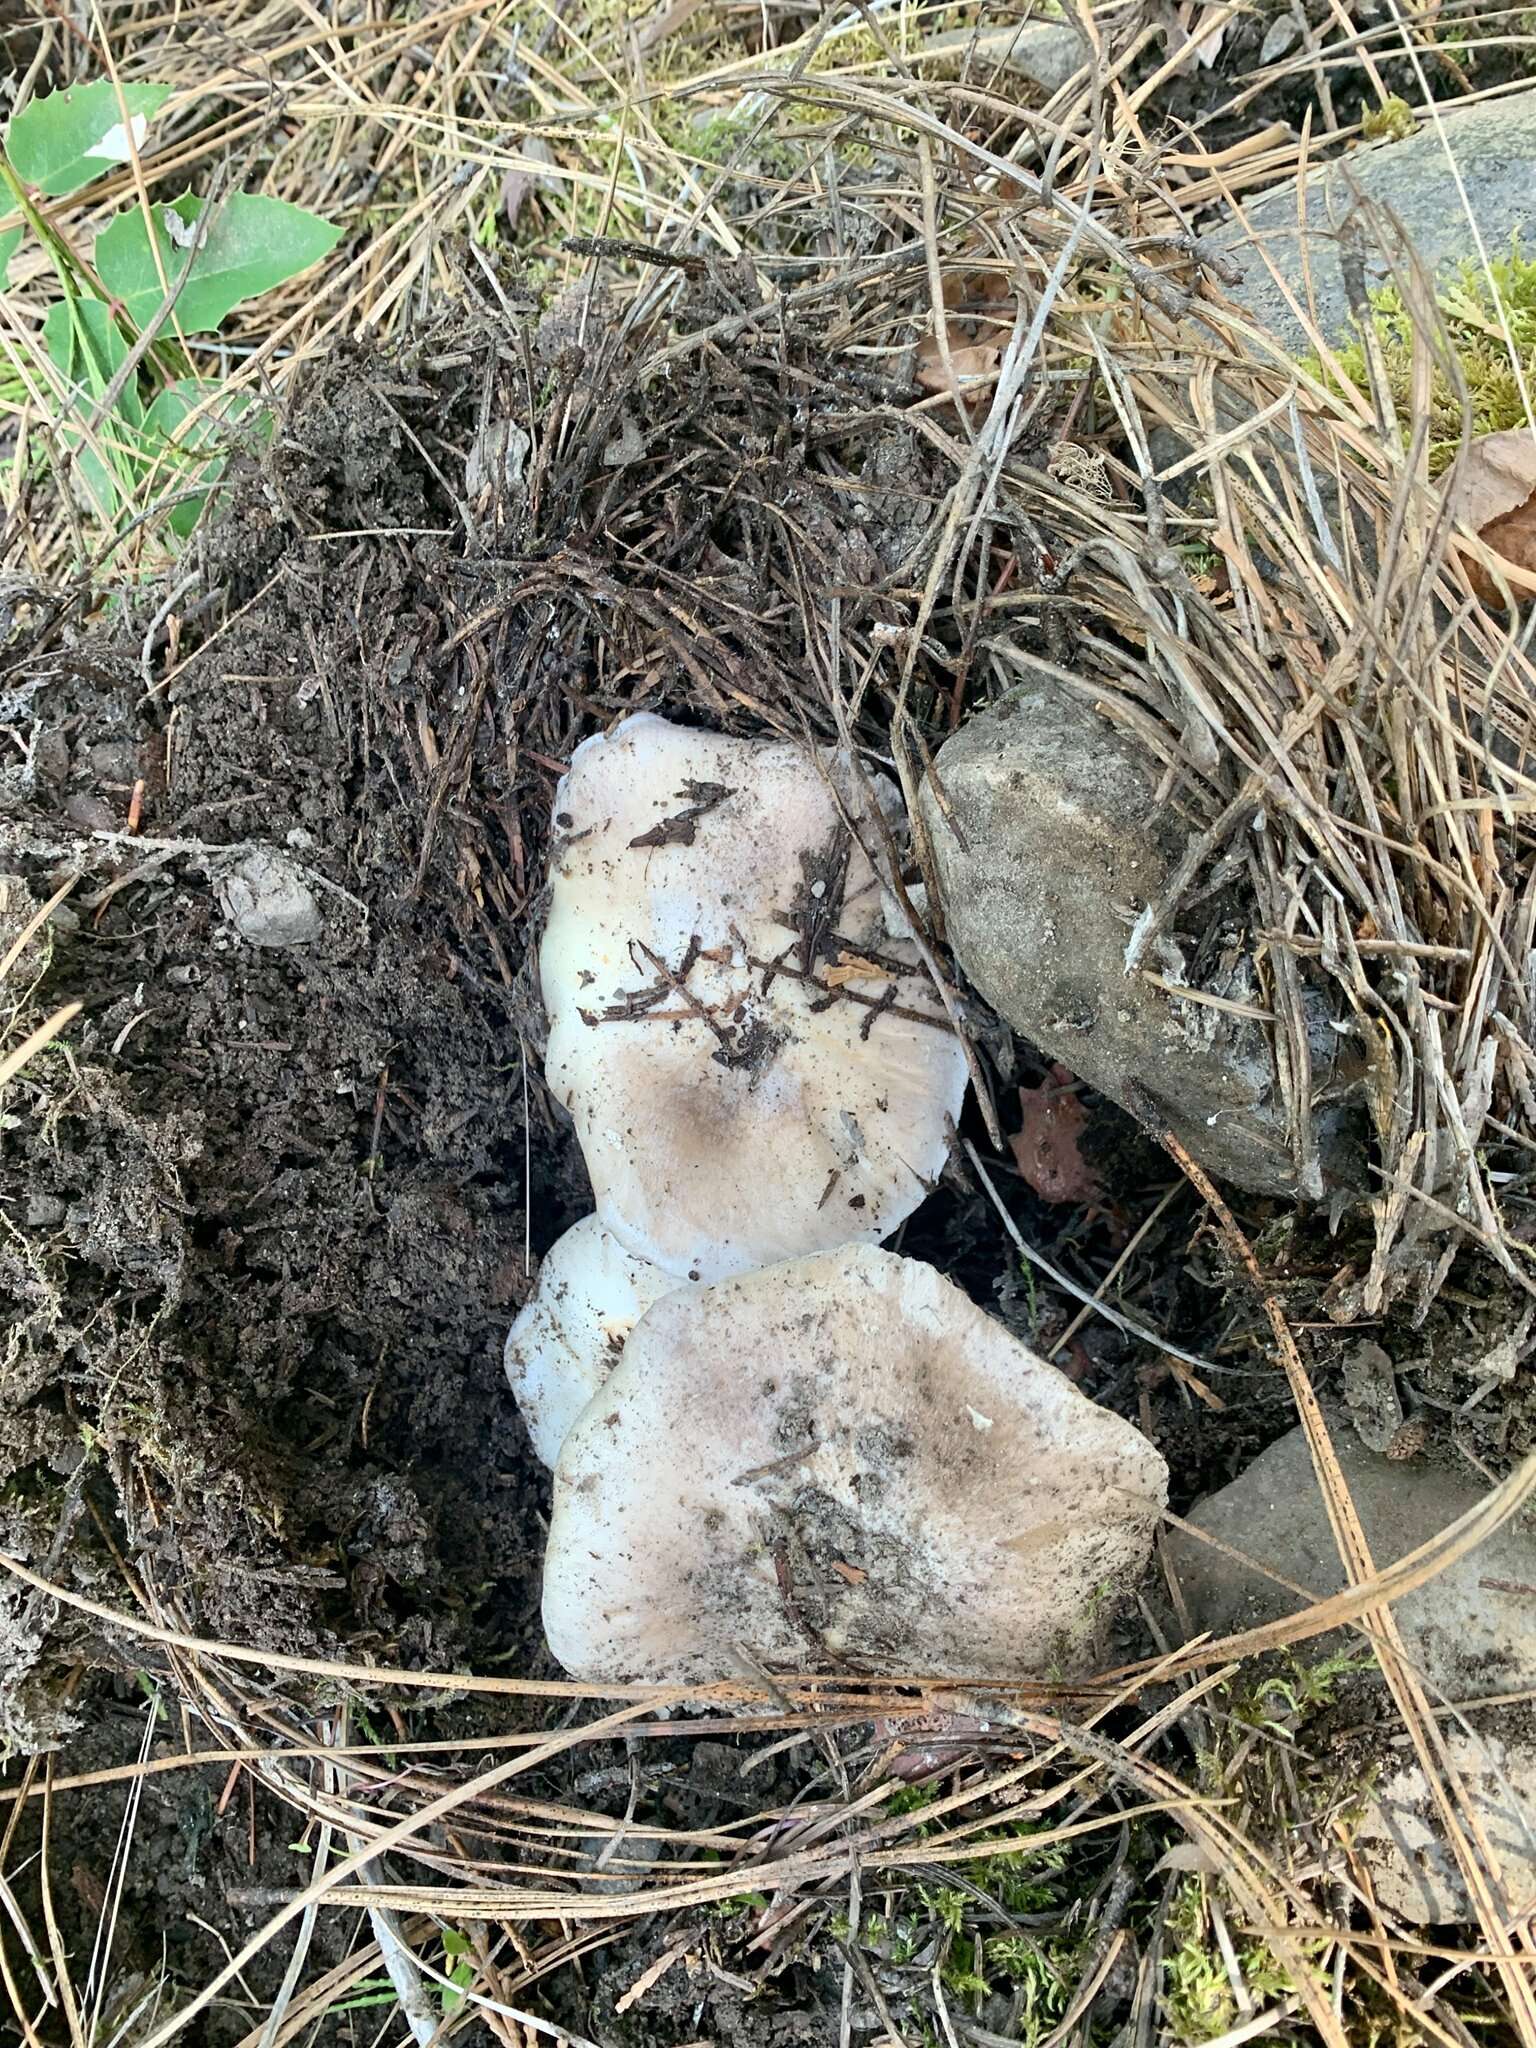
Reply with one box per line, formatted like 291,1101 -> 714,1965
214,845 -> 323,948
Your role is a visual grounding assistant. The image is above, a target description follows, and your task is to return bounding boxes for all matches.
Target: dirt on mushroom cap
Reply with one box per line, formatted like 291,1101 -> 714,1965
541,714 -> 968,1280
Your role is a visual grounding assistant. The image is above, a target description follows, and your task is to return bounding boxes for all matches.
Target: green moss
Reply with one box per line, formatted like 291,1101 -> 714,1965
1163,1879 -> 1306,2043
1237,1646 -> 1375,1731
1360,95 -> 1415,142
826,1790 -> 1084,2037
1313,235 -> 1536,474
1164,1884 -> 1240,2043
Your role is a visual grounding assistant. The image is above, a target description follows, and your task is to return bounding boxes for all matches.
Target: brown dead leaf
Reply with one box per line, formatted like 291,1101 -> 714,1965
915,338 -> 1003,404
1009,1065 -> 1104,1206
1445,427 -> 1536,603
500,136 -> 559,229
830,1559 -> 867,1584
915,274 -> 1012,416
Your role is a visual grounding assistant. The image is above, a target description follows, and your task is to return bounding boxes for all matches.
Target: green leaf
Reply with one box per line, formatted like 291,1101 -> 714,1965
43,297 -> 142,427
5,81 -> 173,198
37,297 -> 155,528
141,375 -> 264,537
442,1958 -> 475,2014
43,298 -> 145,518
141,375 -> 253,443
96,191 -> 341,334
0,226 -> 20,285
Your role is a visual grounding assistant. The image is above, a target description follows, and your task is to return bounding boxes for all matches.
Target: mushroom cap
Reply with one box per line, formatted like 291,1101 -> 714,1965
541,714 -> 967,1281
504,1215 -> 678,1467
543,1245 -> 1169,1683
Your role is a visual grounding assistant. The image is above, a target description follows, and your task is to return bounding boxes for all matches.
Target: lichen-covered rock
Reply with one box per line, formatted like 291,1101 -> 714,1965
1209,89 -> 1536,350
1360,1733 -> 1536,1925
920,676 -> 1356,1197
543,1244 -> 1168,1684
1165,1417 -> 1536,1922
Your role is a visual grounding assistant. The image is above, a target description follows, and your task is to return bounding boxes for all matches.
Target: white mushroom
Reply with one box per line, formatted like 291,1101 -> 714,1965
503,1215 -> 678,1467
543,1244 -> 1169,1683
541,714 -> 967,1281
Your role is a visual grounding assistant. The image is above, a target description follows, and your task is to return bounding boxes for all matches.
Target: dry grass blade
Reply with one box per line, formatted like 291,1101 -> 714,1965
0,1002 -> 82,1090
130,1693 -> 687,2048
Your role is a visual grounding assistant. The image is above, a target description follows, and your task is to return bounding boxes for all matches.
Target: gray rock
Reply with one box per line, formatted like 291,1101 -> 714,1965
920,677 -> 1355,1197
1166,1419 -> 1536,1921
1211,89 -> 1536,351
1166,1419 -> 1536,1691
1360,1733 -> 1536,1924
918,18 -> 1087,95
216,848 -> 322,949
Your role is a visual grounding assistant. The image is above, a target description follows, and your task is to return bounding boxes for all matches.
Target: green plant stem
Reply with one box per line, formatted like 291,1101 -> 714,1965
2,158 -> 186,386
1,155 -> 92,294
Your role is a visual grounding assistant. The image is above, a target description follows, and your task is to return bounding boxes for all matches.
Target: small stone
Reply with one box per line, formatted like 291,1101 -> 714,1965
215,848 -> 322,949
1258,13 -> 1301,62
33,730 -> 69,787
1342,1340 -> 1411,1456
1360,1733 -> 1536,1924
574,1832 -> 659,1896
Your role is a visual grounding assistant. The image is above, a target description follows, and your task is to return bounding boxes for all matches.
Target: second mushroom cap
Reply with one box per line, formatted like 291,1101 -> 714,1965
504,1214 -> 680,1467
544,1244 -> 1170,1683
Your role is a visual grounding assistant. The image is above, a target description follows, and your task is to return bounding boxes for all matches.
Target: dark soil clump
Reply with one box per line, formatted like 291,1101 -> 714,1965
3,340 -> 569,1716
0,334 -> 599,2019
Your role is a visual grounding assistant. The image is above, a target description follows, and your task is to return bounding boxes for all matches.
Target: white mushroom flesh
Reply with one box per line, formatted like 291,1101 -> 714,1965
504,1214 -> 678,1467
